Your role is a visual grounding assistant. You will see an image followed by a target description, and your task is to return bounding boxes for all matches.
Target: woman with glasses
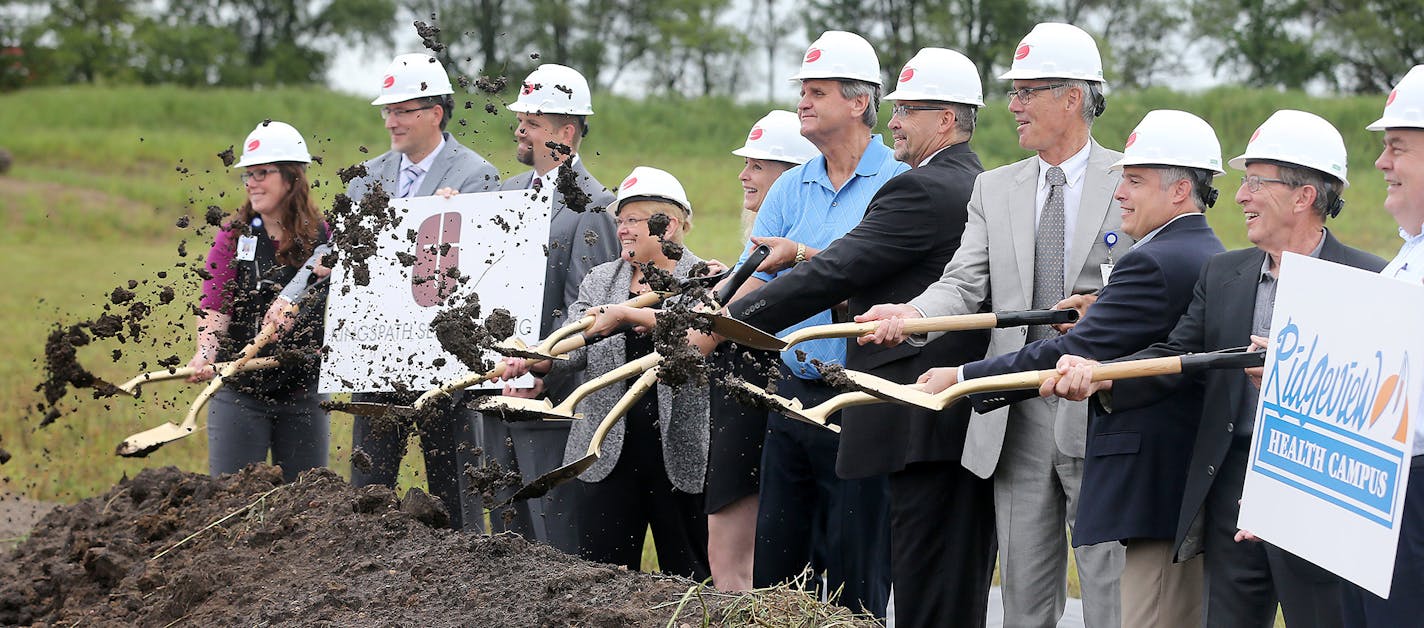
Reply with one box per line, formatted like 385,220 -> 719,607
186,121 -> 331,482
496,166 -> 711,580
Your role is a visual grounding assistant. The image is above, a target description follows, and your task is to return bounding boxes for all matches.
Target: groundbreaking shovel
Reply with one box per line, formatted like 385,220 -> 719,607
115,315 -> 288,457
111,358 -> 282,397
702,308 -> 1080,352
506,366 -> 663,502
747,346 -> 1267,427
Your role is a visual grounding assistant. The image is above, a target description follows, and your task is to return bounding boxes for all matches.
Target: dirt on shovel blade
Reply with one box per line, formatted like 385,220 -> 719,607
0,465 -> 876,627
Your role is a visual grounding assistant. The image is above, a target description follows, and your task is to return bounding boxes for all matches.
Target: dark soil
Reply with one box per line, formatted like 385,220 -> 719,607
0,465 -> 801,627
555,163 -> 593,213
216,146 -> 236,167
429,295 -> 495,372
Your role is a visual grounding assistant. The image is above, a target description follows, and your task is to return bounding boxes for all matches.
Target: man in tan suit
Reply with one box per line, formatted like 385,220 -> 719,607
859,22 -> 1128,627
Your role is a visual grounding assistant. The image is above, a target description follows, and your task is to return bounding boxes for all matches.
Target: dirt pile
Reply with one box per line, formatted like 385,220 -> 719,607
0,466 -> 874,627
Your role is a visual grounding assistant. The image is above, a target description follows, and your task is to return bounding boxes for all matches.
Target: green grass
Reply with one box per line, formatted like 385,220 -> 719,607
0,85 -> 1407,586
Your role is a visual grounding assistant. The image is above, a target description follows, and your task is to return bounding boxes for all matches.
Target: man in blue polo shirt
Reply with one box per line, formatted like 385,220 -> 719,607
727,30 -> 908,618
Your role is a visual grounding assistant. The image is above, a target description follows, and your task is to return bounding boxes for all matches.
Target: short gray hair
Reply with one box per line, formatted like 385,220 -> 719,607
1157,166 -> 1216,211
1052,80 -> 1104,127
1276,162 -> 1343,219
838,79 -> 881,129
947,102 -> 978,138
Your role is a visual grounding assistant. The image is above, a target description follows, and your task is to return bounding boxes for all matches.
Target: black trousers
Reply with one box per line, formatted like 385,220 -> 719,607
572,405 -> 709,581
753,371 -> 891,619
1342,457 -> 1424,627
889,460 -> 997,628
349,391 -> 474,531
1203,438 -> 1345,628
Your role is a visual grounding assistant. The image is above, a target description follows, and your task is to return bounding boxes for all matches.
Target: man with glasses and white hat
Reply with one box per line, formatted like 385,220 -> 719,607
858,22 -> 1129,627
345,52 -> 501,531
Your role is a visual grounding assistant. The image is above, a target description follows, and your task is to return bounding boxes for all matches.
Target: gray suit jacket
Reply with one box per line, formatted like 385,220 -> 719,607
499,157 -> 619,337
907,140 -> 1131,478
347,132 -> 500,200
549,255 -> 710,493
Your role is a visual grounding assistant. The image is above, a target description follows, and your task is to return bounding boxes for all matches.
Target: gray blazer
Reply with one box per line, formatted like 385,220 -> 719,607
347,132 -> 500,200
500,157 -> 619,337
907,140 -> 1132,478
550,254 -> 709,493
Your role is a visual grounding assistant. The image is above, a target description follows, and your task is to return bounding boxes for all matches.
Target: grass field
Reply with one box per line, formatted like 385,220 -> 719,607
0,85 -> 1404,595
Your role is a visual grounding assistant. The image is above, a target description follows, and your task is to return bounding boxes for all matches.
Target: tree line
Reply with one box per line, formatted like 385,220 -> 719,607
1,0 -> 1418,95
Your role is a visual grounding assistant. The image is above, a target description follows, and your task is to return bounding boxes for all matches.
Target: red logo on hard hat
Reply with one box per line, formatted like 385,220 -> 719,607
749,127 -> 764,141
805,48 -> 822,63
1124,132 -> 1137,149
1014,45 -> 1031,60
899,68 -> 915,83
1387,89 -> 1398,107
382,74 -> 395,88
247,139 -> 260,152
1250,127 -> 1262,143
522,82 -> 536,95
623,176 -> 637,189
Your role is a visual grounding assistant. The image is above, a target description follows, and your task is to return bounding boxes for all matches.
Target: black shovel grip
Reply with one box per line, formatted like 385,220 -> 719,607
1180,348 -> 1265,372
995,308 -> 1079,328
715,244 -> 771,306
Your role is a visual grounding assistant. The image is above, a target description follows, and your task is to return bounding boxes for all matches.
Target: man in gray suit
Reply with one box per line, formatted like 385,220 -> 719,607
466,64 -> 618,549
859,23 -> 1127,627
346,52 -> 501,531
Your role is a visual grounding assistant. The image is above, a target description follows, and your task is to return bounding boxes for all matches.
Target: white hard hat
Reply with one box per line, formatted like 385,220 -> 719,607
507,64 -> 594,116
1228,110 -> 1349,188
999,23 -> 1104,82
1110,110 -> 1223,174
884,48 -> 983,106
1368,65 -> 1424,131
233,121 -> 311,168
607,166 -> 692,215
370,53 -> 454,106
789,31 -> 882,87
732,110 -> 819,165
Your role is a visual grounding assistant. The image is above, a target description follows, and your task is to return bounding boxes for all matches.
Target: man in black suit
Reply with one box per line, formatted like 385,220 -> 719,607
915,109 -> 1227,627
725,47 -> 995,628
1049,110 -> 1388,628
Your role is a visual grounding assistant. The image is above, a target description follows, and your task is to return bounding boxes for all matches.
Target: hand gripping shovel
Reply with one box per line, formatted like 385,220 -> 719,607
469,245 -> 769,422
702,308 -> 1080,352
505,366 -> 663,502
115,314 -> 289,457
747,346 -> 1267,426
111,358 -> 282,397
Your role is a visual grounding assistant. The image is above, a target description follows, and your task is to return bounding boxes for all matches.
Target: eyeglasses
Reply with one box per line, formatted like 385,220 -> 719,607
890,104 -> 948,117
1240,175 -> 1293,193
379,105 -> 435,120
1006,83 -> 1067,104
614,216 -> 651,228
240,167 -> 280,184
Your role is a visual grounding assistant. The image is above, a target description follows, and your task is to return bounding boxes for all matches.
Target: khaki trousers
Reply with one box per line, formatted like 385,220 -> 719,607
1122,539 -> 1203,628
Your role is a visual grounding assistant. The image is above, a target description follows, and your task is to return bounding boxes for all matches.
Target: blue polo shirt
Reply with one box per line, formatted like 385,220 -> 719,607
735,134 -> 908,379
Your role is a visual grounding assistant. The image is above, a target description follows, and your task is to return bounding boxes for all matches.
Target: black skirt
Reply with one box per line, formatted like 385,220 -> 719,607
703,343 -> 776,513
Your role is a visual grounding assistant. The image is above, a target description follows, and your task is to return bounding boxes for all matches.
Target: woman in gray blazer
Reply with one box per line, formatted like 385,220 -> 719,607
499,167 -> 711,580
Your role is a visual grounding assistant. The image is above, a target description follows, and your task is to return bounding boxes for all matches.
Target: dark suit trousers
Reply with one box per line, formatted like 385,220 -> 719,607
890,460 -> 997,628
1204,438 -> 1345,628
349,391 -> 473,531
753,370 -> 891,618
468,414 -> 578,552
1342,458 -> 1424,627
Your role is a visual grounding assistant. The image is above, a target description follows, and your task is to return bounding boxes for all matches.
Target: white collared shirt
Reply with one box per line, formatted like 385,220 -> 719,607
398,135 -> 446,196
1034,140 -> 1093,278
1381,224 -> 1424,455
532,154 -> 582,190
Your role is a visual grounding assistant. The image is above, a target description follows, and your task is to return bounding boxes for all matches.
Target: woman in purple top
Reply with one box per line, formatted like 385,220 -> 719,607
186,121 -> 330,482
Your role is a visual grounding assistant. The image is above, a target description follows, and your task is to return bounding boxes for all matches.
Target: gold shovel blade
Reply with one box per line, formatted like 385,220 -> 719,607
697,313 -> 786,351
506,454 -> 596,503
115,422 -> 195,457
472,396 -> 580,421
322,400 -> 418,417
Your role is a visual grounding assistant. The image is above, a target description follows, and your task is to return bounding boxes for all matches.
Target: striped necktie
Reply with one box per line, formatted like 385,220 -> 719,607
398,164 -> 425,198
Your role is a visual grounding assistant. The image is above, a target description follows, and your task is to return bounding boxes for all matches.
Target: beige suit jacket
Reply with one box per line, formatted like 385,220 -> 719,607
908,140 -> 1130,478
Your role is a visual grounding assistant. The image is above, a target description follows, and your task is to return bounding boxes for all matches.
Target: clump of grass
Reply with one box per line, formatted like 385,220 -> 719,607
656,569 -> 880,627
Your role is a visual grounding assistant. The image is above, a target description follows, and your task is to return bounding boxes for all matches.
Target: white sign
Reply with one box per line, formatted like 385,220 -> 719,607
1239,253 -> 1424,597
319,190 -> 549,393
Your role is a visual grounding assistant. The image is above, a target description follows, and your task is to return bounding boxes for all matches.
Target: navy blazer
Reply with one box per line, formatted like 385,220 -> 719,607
964,213 -> 1224,544
1107,230 -> 1386,558
730,142 -> 992,478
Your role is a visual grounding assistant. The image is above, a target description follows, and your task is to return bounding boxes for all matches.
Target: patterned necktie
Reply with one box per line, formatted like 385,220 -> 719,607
1030,166 -> 1067,342
398,164 -> 425,198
